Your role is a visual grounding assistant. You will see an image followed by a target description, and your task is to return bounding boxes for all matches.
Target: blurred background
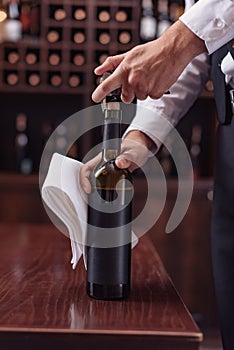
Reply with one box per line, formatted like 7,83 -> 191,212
0,1 -> 221,348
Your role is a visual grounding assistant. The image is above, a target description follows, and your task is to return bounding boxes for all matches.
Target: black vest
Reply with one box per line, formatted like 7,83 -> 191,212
211,39 -> 234,124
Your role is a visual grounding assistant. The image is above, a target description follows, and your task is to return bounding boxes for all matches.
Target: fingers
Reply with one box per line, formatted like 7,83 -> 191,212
115,137 -> 150,173
92,68 -> 149,104
94,54 -> 125,75
92,70 -> 123,103
92,71 -> 148,104
121,83 -> 135,104
80,164 -> 92,194
80,154 -> 101,194
92,55 -> 125,102
115,155 -> 138,172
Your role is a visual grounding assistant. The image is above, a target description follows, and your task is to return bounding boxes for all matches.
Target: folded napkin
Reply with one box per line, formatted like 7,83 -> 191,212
41,153 -> 138,270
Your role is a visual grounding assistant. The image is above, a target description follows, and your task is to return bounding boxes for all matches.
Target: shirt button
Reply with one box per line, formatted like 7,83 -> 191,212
214,18 -> 225,29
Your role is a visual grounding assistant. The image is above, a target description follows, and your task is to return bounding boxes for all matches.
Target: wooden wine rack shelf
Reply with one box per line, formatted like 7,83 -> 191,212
0,0 -> 141,103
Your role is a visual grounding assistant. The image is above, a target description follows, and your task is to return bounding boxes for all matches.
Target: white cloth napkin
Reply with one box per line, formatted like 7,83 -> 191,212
41,153 -> 138,270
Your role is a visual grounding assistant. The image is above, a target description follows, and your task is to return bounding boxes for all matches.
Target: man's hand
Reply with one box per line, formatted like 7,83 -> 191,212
80,130 -> 154,194
92,20 -> 207,104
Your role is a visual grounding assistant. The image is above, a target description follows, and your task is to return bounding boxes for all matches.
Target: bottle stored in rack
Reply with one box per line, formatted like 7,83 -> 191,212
50,6 -> 67,21
97,8 -> 111,22
72,30 -> 86,44
48,72 -> 62,87
4,70 -> 19,86
6,49 -> 20,64
27,71 -> 40,87
68,73 -> 81,88
48,51 -> 61,66
72,6 -> 86,21
15,112 -> 33,174
115,9 -> 129,22
71,51 -> 85,66
118,30 -> 132,44
140,0 -> 157,42
25,50 -> 39,65
97,30 -> 111,45
47,28 -> 62,43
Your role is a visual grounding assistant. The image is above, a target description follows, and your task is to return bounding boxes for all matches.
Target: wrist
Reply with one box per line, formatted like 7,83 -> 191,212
161,20 -> 207,63
124,130 -> 155,151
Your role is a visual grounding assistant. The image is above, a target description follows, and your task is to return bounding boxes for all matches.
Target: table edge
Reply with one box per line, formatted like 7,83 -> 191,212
0,326 -> 203,341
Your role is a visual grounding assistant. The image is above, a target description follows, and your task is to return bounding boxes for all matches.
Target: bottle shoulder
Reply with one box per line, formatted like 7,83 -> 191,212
94,159 -> 132,183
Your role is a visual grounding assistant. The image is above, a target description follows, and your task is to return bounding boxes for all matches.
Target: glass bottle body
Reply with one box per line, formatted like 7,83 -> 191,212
86,109 -> 133,300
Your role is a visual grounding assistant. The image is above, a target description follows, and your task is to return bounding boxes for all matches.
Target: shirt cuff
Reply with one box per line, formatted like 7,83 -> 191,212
123,104 -> 175,155
179,0 -> 234,54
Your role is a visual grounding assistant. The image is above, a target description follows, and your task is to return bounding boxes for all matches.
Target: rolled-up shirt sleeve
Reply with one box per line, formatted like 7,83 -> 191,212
179,0 -> 234,54
124,52 -> 210,152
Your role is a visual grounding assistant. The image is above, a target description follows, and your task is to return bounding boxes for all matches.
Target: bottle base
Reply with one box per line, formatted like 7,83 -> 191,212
87,282 -> 130,300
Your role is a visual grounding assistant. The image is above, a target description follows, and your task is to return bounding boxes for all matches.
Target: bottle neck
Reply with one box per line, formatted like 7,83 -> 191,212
102,109 -> 122,162
142,0 -> 154,16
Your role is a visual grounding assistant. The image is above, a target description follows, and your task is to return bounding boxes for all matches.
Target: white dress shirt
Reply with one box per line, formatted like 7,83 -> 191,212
125,0 -> 234,150
221,52 -> 234,87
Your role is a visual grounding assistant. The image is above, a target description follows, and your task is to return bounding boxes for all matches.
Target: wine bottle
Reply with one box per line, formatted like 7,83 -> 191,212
115,9 -> 128,22
15,113 -> 33,174
20,3 -> 31,37
71,51 -> 85,66
86,72 -> 133,300
29,0 -> 40,38
48,72 -> 62,87
97,8 -> 110,22
5,70 -> 19,85
96,51 -> 108,65
169,1 -> 184,23
68,73 -> 80,88
27,71 -> 40,86
73,7 -> 86,21
47,28 -> 61,43
3,0 -> 22,42
72,30 -> 85,44
157,0 -> 171,37
118,30 -> 131,44
53,7 -> 66,21
48,51 -> 61,66
140,0 -> 157,42
25,50 -> 39,65
98,31 -> 111,45
7,50 -> 20,64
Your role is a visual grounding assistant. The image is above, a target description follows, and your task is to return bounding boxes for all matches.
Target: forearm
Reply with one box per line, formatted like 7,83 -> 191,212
122,130 -> 155,151
158,19 -> 207,66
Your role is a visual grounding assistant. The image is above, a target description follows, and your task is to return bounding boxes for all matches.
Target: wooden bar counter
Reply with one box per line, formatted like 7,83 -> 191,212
0,223 -> 202,350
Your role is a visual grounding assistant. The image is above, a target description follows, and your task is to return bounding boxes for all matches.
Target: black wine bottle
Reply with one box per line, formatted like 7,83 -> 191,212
86,73 -> 133,300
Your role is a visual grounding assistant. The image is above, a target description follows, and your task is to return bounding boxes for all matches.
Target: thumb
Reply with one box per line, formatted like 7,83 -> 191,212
115,154 -> 138,172
115,155 -> 132,169
115,137 -> 150,172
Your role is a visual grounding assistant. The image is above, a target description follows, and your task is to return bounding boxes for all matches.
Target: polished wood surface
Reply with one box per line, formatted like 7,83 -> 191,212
0,174 -> 219,326
0,223 -> 202,349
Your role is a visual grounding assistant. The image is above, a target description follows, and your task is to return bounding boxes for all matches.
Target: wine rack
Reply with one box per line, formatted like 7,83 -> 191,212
0,0 -> 216,178
0,0 -> 141,106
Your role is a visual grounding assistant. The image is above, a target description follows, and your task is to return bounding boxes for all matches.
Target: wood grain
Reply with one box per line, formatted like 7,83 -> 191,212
0,223 -> 202,349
